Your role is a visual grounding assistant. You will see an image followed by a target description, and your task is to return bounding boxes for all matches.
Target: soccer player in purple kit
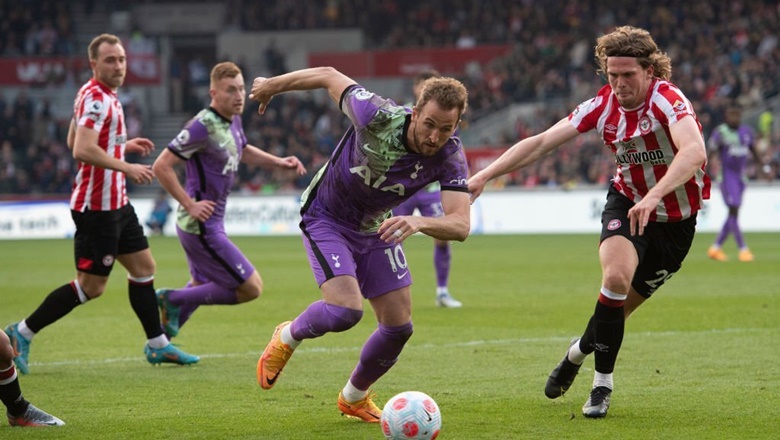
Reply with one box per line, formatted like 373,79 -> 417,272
152,61 -> 306,338
706,104 -> 766,262
394,69 -> 462,308
249,66 -> 470,423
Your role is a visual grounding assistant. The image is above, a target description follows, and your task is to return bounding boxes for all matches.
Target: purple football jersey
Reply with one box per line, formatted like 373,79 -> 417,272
708,123 -> 756,181
300,85 -> 469,233
167,108 -> 247,233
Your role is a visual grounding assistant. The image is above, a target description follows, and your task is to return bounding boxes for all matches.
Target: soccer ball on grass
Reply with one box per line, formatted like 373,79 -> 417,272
380,391 -> 442,440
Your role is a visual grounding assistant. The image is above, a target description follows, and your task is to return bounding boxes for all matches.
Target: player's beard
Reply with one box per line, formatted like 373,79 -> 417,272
411,120 -> 440,157
101,72 -> 125,90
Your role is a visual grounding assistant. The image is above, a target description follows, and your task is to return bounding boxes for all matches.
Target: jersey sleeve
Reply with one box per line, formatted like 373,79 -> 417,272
168,118 -> 209,160
77,90 -> 110,132
654,83 -> 696,127
340,85 -> 400,130
568,91 -> 607,133
438,142 -> 470,193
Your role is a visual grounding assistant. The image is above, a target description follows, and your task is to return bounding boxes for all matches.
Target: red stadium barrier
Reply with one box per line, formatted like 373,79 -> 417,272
0,55 -> 161,86
308,45 -> 511,78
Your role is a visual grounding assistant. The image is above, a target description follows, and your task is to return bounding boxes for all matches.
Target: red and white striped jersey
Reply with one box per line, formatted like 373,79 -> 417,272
568,79 -> 711,222
70,78 -> 128,212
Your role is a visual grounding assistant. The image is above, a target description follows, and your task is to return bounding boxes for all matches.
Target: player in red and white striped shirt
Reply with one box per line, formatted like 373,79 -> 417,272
4,34 -> 198,373
469,26 -> 710,418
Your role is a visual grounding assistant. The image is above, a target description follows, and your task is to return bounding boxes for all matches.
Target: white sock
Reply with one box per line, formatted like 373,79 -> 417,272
280,323 -> 301,349
73,280 -> 89,304
17,320 -> 35,341
436,287 -> 449,296
567,338 -> 587,365
147,334 -> 168,349
341,380 -> 368,403
593,372 -> 613,390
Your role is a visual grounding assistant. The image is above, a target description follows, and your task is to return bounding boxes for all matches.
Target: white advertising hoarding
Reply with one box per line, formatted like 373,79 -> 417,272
1,186 -> 778,240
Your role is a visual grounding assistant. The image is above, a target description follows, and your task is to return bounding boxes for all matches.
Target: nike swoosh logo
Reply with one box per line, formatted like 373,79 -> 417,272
362,143 -> 381,155
266,372 -> 280,385
424,411 -> 433,422
396,271 -> 409,279
219,139 -> 230,148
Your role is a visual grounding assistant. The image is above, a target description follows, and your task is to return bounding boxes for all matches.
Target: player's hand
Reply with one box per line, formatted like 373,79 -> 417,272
186,200 -> 217,222
280,156 -> 307,175
627,193 -> 661,236
467,173 -> 488,204
126,163 -> 154,185
126,137 -> 155,157
248,77 -> 274,115
378,216 -> 419,243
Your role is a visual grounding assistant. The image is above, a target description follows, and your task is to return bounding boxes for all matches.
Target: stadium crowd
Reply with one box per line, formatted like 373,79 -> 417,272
1,0 -> 778,196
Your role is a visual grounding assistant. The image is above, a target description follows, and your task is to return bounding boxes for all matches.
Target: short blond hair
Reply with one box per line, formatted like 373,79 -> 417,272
88,33 -> 121,61
210,61 -> 242,87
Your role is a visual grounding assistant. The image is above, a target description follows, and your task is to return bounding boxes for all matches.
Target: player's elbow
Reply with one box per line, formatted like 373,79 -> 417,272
72,145 -> 87,162
151,160 -> 164,176
451,219 -> 470,242
693,147 -> 708,167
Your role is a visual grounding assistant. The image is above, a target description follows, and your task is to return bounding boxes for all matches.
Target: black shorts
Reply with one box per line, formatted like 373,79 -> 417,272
600,186 -> 697,298
71,204 -> 149,276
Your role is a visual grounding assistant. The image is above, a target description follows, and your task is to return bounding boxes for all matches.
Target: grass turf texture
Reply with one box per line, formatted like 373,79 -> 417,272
1,232 -> 778,439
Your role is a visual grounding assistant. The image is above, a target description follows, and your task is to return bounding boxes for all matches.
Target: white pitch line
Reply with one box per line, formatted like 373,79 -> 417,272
24,326 -> 776,369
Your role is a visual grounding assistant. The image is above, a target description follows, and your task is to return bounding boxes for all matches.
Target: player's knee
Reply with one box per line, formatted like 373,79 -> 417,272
434,239 -> 449,249
0,332 -> 14,365
379,321 -> 414,343
327,304 -> 363,332
77,276 -> 106,299
237,274 -> 263,303
601,270 -> 632,295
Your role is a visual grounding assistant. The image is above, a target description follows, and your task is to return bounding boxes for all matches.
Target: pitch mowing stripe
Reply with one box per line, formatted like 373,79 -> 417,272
23,326 -> 776,368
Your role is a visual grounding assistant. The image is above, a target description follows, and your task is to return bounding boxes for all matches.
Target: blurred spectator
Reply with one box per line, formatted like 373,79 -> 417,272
2,0 -> 779,195
145,190 -> 172,235
263,39 -> 287,76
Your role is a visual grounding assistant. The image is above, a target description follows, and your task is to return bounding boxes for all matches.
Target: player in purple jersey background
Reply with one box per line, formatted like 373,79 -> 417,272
706,104 -> 767,262
249,66 -> 470,424
394,69 -> 463,308
152,62 -> 305,339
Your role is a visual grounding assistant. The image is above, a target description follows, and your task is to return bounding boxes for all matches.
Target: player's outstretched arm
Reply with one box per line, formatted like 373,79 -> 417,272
468,117 -> 578,202
242,145 -> 306,175
249,67 -> 356,114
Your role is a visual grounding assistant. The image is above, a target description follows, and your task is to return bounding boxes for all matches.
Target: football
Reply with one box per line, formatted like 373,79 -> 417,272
380,391 -> 442,440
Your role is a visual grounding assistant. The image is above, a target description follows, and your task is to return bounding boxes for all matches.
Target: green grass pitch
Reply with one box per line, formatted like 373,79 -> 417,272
1,232 -> 778,439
